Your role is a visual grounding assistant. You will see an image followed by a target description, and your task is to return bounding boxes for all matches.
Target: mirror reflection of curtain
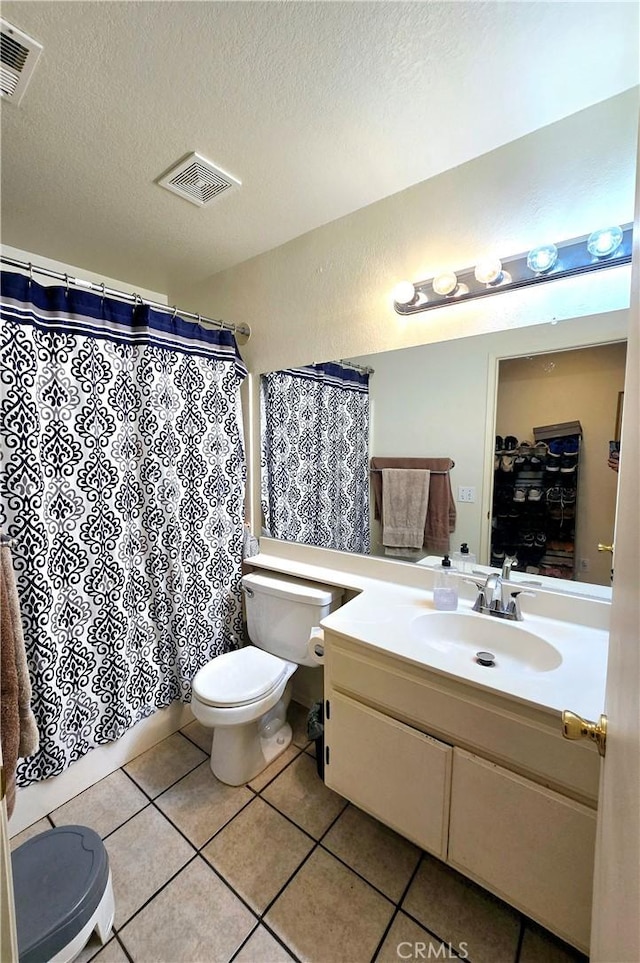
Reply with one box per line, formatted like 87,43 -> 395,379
261,363 -> 370,553
0,271 -> 247,786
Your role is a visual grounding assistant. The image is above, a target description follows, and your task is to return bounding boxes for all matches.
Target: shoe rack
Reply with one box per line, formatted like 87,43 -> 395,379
492,421 -> 582,579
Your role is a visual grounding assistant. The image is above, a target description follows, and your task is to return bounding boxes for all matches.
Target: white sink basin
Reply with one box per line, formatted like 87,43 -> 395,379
411,612 -> 563,673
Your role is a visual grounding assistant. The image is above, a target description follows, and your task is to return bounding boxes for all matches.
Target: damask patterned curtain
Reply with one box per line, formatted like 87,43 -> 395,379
261,362 -> 370,553
0,272 -> 247,786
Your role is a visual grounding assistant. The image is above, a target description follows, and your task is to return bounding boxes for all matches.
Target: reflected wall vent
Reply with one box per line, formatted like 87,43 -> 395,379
157,152 -> 242,207
1,19 -> 43,105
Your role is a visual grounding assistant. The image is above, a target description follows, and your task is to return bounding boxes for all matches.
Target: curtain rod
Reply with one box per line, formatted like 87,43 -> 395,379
339,358 -> 375,375
0,255 -> 251,340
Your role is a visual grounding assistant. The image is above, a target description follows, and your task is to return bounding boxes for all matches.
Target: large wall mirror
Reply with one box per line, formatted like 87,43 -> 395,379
259,308 -> 628,595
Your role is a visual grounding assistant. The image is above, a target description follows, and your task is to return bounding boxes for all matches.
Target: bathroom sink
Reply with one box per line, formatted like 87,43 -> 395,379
410,612 -> 562,673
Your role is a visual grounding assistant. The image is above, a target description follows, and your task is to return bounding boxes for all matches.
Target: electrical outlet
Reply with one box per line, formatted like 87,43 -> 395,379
579,557 -> 590,572
458,486 -> 476,503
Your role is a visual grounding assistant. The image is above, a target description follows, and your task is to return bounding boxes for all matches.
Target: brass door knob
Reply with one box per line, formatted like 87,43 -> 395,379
597,543 -> 614,553
562,710 -> 607,757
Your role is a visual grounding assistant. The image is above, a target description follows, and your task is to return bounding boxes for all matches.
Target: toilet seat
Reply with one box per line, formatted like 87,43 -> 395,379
192,646 -> 289,708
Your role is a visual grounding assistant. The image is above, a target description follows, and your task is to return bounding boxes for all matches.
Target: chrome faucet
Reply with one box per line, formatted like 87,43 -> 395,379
467,556 -> 534,621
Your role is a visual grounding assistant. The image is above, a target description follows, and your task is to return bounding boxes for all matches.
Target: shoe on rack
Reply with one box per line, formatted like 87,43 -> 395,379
548,439 -> 564,458
533,442 -> 549,458
503,435 -> 519,451
529,454 -> 546,469
545,461 -> 560,475
534,532 -> 547,548
546,486 -> 563,504
563,436 -> 580,455
519,441 -> 533,456
501,454 -> 516,472
514,454 -> 529,470
560,457 -> 577,474
495,435 -> 504,453
513,487 -> 527,503
528,487 -> 544,502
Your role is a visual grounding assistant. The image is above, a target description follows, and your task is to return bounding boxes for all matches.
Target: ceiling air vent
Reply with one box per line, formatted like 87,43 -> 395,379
158,152 -> 241,207
1,19 -> 43,105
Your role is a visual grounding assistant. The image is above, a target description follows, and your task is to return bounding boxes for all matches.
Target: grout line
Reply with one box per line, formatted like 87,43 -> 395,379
113,931 -> 135,963
258,841 -> 321,920
247,746 -> 305,794
123,751 -> 209,802
367,846 -> 426,963
113,852 -> 201,934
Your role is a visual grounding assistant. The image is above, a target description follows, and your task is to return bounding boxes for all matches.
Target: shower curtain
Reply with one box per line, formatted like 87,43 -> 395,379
261,362 -> 370,553
0,271 -> 247,786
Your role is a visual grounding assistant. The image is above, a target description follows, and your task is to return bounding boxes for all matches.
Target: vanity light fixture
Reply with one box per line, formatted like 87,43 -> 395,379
392,280 -> 418,305
393,223 -> 633,315
527,243 -> 558,274
474,258 -> 503,286
587,226 -> 623,259
432,272 -> 458,296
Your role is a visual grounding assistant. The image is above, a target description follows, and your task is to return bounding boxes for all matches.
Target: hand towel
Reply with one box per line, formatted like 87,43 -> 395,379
381,468 -> 430,550
372,457 -> 456,555
1,543 -> 39,818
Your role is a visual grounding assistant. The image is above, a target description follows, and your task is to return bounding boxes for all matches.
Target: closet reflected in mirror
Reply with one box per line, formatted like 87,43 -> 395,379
493,342 -> 626,587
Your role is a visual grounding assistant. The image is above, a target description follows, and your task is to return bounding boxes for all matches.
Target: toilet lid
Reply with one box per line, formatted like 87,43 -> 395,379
192,647 -> 289,708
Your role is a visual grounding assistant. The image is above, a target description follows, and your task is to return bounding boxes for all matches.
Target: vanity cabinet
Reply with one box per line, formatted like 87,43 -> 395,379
323,631 -> 599,953
326,693 -> 452,858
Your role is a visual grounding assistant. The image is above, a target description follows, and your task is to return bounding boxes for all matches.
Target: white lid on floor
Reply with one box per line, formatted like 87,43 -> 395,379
192,647 -> 289,708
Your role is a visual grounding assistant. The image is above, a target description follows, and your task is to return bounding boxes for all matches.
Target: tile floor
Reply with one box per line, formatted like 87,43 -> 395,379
11,703 -> 589,963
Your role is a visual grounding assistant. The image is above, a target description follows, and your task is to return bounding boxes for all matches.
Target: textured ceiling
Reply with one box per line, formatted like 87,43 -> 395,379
1,1 -> 638,293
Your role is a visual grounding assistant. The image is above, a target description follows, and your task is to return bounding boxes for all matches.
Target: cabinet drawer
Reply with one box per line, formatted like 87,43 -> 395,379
325,692 -> 452,858
448,748 -> 595,953
325,635 -> 599,804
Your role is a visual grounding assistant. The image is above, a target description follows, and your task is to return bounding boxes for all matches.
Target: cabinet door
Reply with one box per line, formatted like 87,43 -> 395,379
324,692 -> 452,857
448,748 -> 596,953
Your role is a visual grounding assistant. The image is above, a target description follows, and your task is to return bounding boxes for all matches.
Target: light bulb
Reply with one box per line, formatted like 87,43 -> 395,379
474,258 -> 503,285
587,226 -> 623,259
432,272 -> 458,297
392,281 -> 417,305
527,243 -> 558,274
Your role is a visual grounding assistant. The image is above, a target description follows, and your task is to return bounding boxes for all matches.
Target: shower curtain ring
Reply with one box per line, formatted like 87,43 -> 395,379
64,273 -> 70,295
197,313 -> 202,327
100,282 -> 106,305
28,262 -> 33,286
172,305 -> 178,320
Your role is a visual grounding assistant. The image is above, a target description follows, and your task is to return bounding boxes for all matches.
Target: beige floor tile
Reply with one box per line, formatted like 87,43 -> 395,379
261,753 -> 347,838
520,922 -> 588,963
91,939 -> 131,963
74,933 -> 128,963
9,817 -> 51,851
248,743 -> 301,792
402,855 -> 520,963
374,911 -> 449,963
156,761 -> 253,848
50,769 -> 148,838
103,805 -> 194,927
323,804 -> 421,902
123,732 -> 206,798
202,797 -> 314,913
118,857 -> 255,963
234,924 -> 295,963
289,700 -> 311,748
265,847 -> 394,963
180,718 -> 212,754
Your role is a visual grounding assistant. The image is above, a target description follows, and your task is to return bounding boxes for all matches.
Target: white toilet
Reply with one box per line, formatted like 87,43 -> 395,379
190,570 -> 343,785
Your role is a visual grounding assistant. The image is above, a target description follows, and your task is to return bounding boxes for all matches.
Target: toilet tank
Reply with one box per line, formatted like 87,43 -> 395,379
242,571 -> 343,667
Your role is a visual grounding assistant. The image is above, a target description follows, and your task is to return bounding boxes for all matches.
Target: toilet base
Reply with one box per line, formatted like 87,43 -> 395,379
210,717 -> 293,785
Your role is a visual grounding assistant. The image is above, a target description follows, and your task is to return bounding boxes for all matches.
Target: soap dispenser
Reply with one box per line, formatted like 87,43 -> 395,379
452,542 -> 476,574
433,555 -> 459,611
